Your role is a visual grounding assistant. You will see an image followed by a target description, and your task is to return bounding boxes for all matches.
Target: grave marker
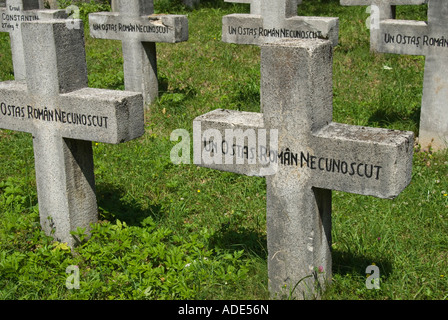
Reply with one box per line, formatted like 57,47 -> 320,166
193,39 -> 414,299
0,19 -> 145,247
89,0 -> 189,107
0,0 -> 67,81
222,0 -> 339,46
376,0 -> 447,150
340,0 -> 427,50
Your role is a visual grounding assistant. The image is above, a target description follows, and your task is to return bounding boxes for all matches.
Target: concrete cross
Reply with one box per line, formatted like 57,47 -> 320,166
0,0 -> 67,80
0,19 -> 145,248
376,0 -> 447,150
89,0 -> 189,107
223,0 -> 339,46
193,39 -> 414,299
340,0 -> 427,50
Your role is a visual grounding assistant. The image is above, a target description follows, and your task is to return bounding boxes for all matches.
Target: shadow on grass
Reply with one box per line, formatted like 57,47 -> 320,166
158,74 -> 198,98
209,224 -> 268,259
96,183 -> 162,227
207,223 -> 395,282
332,248 -> 393,280
367,106 -> 421,132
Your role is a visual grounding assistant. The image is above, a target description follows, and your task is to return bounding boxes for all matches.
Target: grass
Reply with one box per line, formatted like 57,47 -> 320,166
0,0 -> 447,300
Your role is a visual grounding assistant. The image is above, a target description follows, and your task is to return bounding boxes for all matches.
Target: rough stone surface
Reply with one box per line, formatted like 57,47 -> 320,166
193,39 -> 414,299
222,0 -> 339,46
89,0 -> 189,106
376,0 -> 447,150
0,20 -> 144,247
0,0 -> 67,80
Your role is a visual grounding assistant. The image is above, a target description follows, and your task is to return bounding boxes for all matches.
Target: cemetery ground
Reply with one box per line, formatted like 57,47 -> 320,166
0,0 -> 447,300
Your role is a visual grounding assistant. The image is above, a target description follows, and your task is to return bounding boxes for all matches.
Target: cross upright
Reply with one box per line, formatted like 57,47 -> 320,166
89,0 -> 189,107
0,0 -> 67,80
223,0 -> 339,46
0,19 -> 145,248
376,0 -> 447,150
193,39 -> 414,299
340,0 -> 427,50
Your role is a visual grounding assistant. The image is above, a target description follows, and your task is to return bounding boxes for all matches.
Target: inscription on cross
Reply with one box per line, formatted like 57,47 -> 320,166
0,20 -> 145,247
223,0 -> 339,46
89,0 -> 189,107
377,0 -> 447,150
193,39 -> 414,299
340,0 -> 427,50
0,0 -> 67,80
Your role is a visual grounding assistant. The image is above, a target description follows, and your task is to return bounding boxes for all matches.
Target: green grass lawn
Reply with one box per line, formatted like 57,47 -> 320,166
0,0 -> 447,300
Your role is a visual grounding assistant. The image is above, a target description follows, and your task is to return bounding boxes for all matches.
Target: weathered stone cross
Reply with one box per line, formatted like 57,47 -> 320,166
0,0 -> 67,80
223,0 -> 339,46
193,39 -> 414,299
340,0 -> 427,50
89,0 -> 189,107
376,0 -> 447,150
0,19 -> 145,248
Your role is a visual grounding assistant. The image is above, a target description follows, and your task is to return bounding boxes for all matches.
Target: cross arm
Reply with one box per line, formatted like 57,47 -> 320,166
286,16 -> 339,46
0,7 -> 67,32
222,14 -> 262,45
0,81 -> 33,133
377,19 -> 428,55
0,81 -> 145,144
222,14 -> 338,46
89,12 -> 188,43
193,109 -> 278,177
312,122 -> 414,199
193,109 -> 415,198
58,88 -> 145,144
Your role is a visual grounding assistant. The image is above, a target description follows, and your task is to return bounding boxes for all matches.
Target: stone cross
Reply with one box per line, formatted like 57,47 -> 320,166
222,0 -> 339,46
340,0 -> 427,50
0,0 -> 67,81
376,0 -> 447,150
89,0 -> 189,107
193,39 -> 414,299
0,19 -> 145,248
